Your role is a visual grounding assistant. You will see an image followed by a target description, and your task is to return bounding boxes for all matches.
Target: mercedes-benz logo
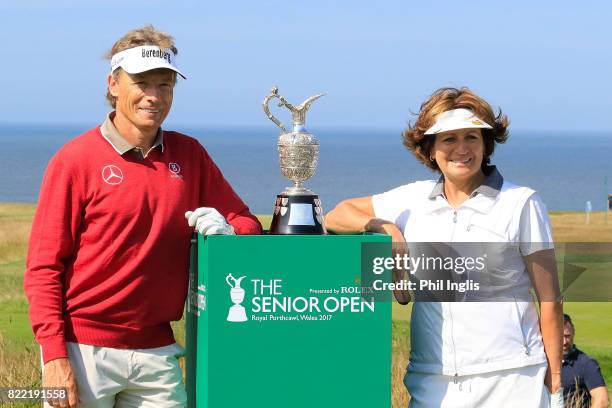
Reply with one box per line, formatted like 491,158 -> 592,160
101,165 -> 124,185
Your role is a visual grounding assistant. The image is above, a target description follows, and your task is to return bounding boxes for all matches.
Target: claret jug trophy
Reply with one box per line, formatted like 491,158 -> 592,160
263,86 -> 326,235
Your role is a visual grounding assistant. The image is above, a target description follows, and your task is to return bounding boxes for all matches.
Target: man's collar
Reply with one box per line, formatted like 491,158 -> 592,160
100,112 -> 164,156
563,345 -> 580,365
428,165 -> 503,200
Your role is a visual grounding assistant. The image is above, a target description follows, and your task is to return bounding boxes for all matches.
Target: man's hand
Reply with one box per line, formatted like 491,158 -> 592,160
42,358 -> 78,408
185,207 -> 235,235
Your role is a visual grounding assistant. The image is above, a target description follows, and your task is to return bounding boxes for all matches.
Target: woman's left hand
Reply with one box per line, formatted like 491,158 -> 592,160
545,367 -> 564,407
544,367 -> 562,393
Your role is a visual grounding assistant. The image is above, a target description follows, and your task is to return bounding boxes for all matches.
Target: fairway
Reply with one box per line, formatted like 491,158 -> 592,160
1,203 -> 611,407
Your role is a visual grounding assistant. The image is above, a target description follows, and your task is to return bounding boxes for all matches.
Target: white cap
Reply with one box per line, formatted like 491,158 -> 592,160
424,108 -> 492,135
111,45 -> 186,79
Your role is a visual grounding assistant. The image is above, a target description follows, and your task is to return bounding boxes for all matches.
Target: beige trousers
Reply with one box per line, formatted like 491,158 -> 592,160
42,342 -> 186,408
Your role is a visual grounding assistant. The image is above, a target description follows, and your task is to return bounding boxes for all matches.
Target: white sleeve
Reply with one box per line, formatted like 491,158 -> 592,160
371,184 -> 411,225
519,193 -> 555,256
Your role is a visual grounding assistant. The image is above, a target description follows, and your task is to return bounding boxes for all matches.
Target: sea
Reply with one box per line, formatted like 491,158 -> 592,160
0,124 -> 610,214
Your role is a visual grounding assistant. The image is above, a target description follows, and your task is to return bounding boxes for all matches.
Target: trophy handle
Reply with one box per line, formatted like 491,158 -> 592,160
226,273 -> 235,288
263,86 -> 288,133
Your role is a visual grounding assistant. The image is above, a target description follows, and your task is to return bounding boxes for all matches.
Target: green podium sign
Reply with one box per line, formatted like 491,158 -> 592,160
186,234 -> 392,408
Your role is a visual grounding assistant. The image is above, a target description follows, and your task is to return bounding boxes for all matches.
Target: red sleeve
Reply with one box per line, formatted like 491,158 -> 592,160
24,152 -> 85,363
198,145 -> 262,235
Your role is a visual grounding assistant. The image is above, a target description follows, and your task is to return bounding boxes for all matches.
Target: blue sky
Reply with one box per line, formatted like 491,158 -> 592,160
1,1 -> 612,131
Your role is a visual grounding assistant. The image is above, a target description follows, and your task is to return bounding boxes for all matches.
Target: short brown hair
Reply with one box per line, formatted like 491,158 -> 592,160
105,25 -> 178,108
402,87 -> 509,172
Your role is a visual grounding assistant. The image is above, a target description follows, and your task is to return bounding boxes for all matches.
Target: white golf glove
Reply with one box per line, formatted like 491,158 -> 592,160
550,387 -> 564,408
185,207 -> 235,236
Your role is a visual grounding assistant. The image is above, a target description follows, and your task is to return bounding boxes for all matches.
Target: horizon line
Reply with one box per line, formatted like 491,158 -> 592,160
0,121 -> 611,136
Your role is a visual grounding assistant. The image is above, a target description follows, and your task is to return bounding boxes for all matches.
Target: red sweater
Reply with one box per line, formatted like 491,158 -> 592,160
25,126 -> 261,363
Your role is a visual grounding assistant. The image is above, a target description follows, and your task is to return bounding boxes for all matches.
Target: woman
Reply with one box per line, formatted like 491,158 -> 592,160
325,87 -> 563,407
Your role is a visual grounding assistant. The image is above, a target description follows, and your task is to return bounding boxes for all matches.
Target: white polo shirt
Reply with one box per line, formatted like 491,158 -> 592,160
372,166 -> 554,376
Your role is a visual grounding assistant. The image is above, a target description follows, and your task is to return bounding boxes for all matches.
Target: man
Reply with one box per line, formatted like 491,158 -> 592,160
562,314 -> 609,408
24,26 -> 261,408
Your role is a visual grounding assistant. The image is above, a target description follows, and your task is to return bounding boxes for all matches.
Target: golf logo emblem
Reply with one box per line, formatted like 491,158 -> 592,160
226,273 -> 248,322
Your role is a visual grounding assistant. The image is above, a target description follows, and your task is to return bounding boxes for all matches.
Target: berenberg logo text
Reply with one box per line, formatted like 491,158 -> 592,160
142,48 -> 172,64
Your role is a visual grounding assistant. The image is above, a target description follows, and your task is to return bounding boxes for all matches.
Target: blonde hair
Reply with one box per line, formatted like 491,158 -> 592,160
105,25 -> 178,108
402,87 -> 509,171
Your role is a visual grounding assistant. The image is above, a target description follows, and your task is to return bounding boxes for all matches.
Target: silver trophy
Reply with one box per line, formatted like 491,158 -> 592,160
263,86 -> 326,235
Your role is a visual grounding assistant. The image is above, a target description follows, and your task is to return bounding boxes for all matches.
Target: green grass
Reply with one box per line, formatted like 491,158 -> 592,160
258,215 -> 272,230
0,259 -> 32,345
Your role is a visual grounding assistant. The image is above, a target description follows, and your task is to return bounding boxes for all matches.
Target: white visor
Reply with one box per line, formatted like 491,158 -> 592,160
424,108 -> 492,135
111,45 -> 186,79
